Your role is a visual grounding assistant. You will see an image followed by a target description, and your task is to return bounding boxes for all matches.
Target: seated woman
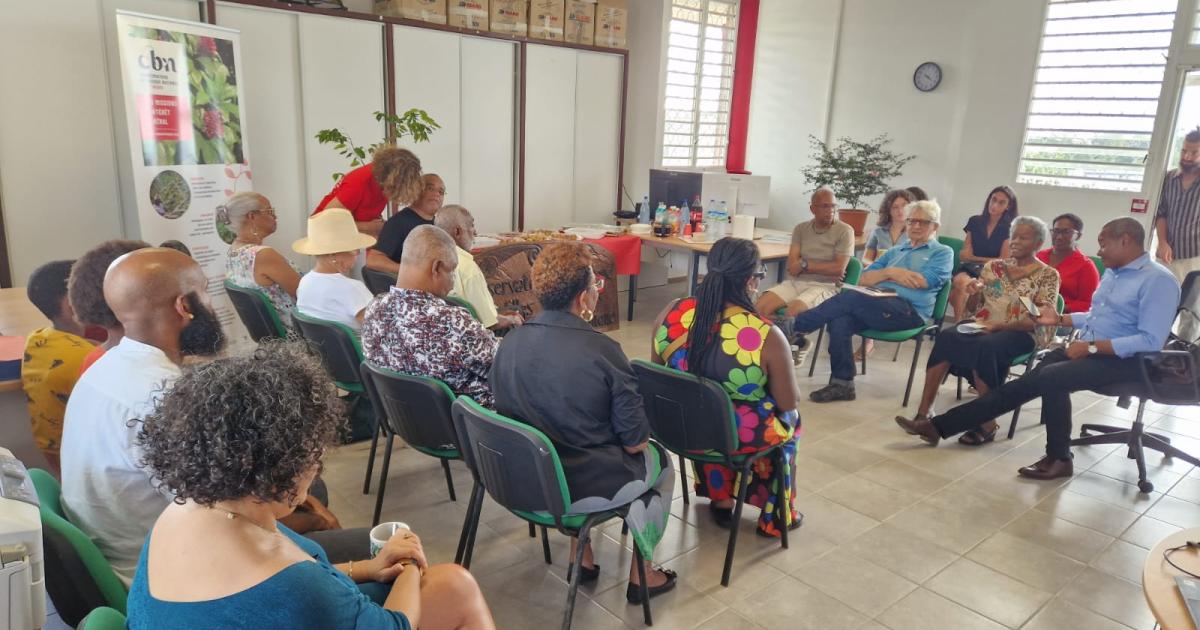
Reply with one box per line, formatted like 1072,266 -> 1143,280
489,242 -> 677,604
293,209 -> 377,330
949,185 -> 1018,320
1036,213 -> 1100,313
652,237 -> 802,537
864,189 -> 915,264
225,192 -> 302,326
68,239 -> 151,375
898,216 -> 1060,445
128,341 -> 495,630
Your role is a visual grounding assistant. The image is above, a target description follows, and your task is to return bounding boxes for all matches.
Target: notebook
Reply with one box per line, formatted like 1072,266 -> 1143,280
1177,575 -> 1200,628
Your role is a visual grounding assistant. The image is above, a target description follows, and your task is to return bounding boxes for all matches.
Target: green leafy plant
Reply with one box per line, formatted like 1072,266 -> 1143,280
315,109 -> 440,181
801,134 -> 915,210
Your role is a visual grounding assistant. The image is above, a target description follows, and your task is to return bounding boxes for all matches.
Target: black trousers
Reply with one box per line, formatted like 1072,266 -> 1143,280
931,348 -> 1143,460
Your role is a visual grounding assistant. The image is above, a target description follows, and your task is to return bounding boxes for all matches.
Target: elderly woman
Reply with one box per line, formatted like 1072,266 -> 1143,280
898,216 -> 1060,445
1037,213 -> 1100,313
314,146 -> 426,238
793,200 -> 954,402
68,239 -> 151,374
128,341 -> 496,630
489,242 -> 677,604
652,238 -> 801,537
950,185 -> 1020,320
293,209 -> 377,330
864,189 -> 916,264
225,192 -> 302,325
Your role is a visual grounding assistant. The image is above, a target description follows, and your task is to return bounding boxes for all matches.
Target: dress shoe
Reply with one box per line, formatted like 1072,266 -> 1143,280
893,415 -> 940,446
626,568 -> 678,603
1017,455 -> 1073,480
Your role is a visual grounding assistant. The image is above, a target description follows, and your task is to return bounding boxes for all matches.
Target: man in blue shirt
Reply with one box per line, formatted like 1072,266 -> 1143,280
897,218 -> 1180,480
793,200 -> 954,402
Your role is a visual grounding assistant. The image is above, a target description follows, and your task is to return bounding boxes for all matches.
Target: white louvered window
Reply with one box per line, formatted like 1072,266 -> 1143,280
661,0 -> 739,168
1017,0 -> 1179,192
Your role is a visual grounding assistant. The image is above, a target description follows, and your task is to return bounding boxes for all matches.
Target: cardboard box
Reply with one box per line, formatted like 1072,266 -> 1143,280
449,0 -> 489,30
373,0 -> 448,24
596,0 -> 627,48
564,0 -> 595,45
490,0 -> 527,36
528,0 -> 565,42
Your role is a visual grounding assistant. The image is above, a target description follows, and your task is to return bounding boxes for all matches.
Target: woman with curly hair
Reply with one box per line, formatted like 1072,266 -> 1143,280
864,189 -> 916,264
315,145 -> 425,238
128,341 -> 495,630
651,237 -> 802,537
68,238 -> 151,374
489,242 -> 678,604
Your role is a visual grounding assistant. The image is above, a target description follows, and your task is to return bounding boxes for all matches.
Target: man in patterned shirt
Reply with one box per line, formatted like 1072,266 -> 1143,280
1155,127 -> 1200,284
361,225 -> 500,407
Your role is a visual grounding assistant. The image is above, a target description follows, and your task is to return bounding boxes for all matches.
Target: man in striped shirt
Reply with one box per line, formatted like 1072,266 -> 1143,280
1154,127 -> 1200,341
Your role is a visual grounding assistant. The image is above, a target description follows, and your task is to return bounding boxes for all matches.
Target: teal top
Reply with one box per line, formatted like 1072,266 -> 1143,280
864,239 -> 953,319
127,524 -> 410,630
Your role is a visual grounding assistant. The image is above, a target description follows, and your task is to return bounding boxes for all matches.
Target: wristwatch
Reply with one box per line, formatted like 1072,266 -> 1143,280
799,258 -> 809,273
1087,342 -> 1098,355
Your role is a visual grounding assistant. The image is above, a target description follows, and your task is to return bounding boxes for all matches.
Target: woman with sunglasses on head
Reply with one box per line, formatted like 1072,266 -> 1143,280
651,237 -> 803,538
1036,213 -> 1100,313
225,191 -> 302,327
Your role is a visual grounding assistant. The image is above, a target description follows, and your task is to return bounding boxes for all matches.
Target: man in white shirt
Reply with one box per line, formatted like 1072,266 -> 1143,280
434,205 -> 522,330
60,248 -> 228,584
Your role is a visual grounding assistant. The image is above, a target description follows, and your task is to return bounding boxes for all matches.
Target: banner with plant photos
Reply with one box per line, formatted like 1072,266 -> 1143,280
115,11 -> 252,343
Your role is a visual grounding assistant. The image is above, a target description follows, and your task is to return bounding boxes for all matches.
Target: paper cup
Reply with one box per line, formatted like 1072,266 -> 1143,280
369,521 -> 411,558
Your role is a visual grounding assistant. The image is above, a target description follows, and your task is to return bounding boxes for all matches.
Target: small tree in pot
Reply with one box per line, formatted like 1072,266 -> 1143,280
800,133 -> 914,235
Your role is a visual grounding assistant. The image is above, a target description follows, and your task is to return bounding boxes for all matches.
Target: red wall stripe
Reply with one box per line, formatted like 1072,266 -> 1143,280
725,0 -> 759,175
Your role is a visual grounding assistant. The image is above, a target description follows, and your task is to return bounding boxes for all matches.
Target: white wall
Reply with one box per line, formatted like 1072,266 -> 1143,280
621,0 -> 668,205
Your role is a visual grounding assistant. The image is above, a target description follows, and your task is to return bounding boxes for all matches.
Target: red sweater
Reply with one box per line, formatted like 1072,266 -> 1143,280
1036,248 -> 1100,313
312,163 -> 388,221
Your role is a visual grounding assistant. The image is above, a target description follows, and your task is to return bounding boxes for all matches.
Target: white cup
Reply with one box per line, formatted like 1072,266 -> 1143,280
369,521 -> 411,558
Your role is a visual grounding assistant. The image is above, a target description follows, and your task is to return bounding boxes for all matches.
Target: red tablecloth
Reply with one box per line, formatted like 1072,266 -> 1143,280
583,235 -> 642,276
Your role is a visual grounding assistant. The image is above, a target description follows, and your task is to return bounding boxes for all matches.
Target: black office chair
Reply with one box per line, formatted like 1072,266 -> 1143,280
362,268 -> 397,296
451,397 -> 654,629
223,279 -> 289,342
632,359 -> 793,587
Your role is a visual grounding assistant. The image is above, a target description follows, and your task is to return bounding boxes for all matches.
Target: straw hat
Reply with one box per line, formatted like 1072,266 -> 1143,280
292,209 -> 377,255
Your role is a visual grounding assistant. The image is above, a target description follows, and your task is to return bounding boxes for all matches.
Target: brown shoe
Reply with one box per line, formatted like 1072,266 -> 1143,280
894,415 -> 941,446
1017,456 -> 1073,480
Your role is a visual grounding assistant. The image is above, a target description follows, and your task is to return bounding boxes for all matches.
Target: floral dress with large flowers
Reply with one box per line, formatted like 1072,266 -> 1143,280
654,298 -> 800,536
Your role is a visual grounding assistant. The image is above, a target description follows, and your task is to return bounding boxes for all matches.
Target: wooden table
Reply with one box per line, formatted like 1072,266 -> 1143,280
1144,527 -> 1200,629
0,288 -> 49,392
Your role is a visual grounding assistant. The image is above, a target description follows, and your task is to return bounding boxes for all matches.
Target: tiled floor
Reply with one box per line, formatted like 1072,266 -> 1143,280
317,281 -> 1199,630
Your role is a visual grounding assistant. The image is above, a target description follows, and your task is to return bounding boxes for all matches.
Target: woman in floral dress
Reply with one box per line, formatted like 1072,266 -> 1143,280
652,237 -> 802,537
224,192 -> 301,327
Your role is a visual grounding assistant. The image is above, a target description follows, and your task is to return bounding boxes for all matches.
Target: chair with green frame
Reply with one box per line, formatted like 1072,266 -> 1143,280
858,280 -> 954,407
451,397 -> 658,629
28,469 -> 127,627
795,259 -> 865,377
446,295 -> 481,320
223,279 -> 289,342
631,359 -> 793,587
1090,254 -> 1105,277
362,268 -> 398,296
77,607 -> 126,630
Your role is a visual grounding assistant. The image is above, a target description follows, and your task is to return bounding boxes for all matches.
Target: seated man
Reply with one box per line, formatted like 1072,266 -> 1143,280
896,218 -> 1180,480
434,204 -> 522,331
365,173 -> 445,274
362,225 -> 500,407
22,260 -> 94,472
793,200 -> 953,403
755,187 -> 853,322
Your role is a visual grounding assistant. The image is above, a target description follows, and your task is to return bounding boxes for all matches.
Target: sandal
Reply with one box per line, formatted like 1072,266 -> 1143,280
958,423 -> 998,446
626,567 -> 678,603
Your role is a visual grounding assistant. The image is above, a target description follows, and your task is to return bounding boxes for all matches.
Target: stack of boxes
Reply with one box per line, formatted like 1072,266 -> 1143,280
372,0 -> 448,24
449,0 -> 489,30
371,0 -> 627,49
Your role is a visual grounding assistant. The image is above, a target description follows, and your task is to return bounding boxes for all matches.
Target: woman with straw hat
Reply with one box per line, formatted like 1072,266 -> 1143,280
294,209 -> 379,330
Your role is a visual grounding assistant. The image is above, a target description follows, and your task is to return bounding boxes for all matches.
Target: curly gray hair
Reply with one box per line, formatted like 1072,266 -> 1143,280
1011,215 -> 1049,246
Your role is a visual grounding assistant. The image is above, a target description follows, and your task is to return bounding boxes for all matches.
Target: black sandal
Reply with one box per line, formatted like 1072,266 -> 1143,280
958,423 -> 998,446
708,503 -> 733,528
626,568 -> 678,604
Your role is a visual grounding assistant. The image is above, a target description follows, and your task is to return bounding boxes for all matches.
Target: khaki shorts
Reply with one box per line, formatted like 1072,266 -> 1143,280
766,280 -> 838,309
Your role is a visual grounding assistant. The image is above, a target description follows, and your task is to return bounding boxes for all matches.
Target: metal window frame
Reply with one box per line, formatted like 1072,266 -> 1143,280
662,0 -> 739,168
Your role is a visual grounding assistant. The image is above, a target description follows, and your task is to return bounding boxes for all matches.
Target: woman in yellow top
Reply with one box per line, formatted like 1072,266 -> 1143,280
21,260 -> 94,471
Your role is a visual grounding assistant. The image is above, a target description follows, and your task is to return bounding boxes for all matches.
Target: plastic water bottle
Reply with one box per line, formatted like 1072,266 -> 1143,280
704,198 -> 718,238
639,195 -> 650,223
718,200 -> 731,238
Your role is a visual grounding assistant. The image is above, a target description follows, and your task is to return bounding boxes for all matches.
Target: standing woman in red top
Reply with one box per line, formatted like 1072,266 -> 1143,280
1036,213 -> 1101,313
313,146 -> 425,238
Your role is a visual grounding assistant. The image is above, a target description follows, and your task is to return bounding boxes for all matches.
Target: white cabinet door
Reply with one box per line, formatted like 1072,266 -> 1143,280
572,51 -> 623,224
393,26 -> 462,208
461,37 -> 517,233
523,44 -> 578,231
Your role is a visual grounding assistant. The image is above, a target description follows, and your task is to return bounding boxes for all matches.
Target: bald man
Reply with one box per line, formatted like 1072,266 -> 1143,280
897,218 -> 1180,481
59,248 -> 227,584
362,225 -> 500,406
434,205 -> 522,330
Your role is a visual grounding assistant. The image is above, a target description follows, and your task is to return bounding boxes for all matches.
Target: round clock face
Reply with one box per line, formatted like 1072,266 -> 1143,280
914,62 -> 942,92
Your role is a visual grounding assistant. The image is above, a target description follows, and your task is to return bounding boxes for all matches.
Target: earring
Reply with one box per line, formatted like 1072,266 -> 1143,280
581,309 -> 594,322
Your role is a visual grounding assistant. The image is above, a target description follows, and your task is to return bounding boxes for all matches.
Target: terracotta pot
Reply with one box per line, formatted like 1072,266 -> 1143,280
839,209 -> 870,236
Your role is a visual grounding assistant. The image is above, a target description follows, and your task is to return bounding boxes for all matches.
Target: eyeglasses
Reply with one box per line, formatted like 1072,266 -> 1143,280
752,265 -> 768,280
593,276 -> 606,292
255,207 -> 277,218
906,218 -> 934,227
1050,228 -> 1079,237
425,184 -> 447,195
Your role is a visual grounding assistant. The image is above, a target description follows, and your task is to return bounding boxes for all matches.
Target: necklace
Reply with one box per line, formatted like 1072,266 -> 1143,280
210,505 -> 278,534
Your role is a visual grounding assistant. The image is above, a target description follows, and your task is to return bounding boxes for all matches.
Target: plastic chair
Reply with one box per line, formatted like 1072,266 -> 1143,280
451,397 -> 654,629
938,236 -> 964,271
852,281 -> 953,407
28,469 -> 127,625
631,359 -> 793,587
800,258 -> 863,377
446,295 -> 481,321
1001,294 -> 1066,439
362,268 -> 397,296
77,607 -> 126,630
1090,255 -> 1105,277
223,279 -> 288,342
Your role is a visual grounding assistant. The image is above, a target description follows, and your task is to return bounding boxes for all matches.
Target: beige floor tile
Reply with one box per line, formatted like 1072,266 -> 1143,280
1034,488 -> 1141,537
804,437 -> 887,473
757,526 -> 839,575
660,545 -> 788,606
1061,472 -> 1162,514
1144,495 -> 1200,528
794,455 -> 854,493
589,577 -> 728,630
1091,539 -> 1148,585
475,559 -> 627,630
1001,510 -> 1114,563
1021,597 -> 1135,630
692,609 -> 761,630
855,458 -> 951,496
600,514 -> 703,565
875,587 -> 1007,630
1120,515 -> 1183,550
965,531 -> 1085,593
843,523 -> 960,584
956,458 -> 1068,507
1167,476 -> 1200,504
1058,568 -> 1156,630
728,575 -> 868,630
1088,448 -> 1187,489
792,548 -> 917,617
924,558 -> 1051,628
817,474 -> 922,521
924,481 -> 1030,525
885,501 -> 1000,555
793,494 -> 881,544
1150,414 -> 1200,440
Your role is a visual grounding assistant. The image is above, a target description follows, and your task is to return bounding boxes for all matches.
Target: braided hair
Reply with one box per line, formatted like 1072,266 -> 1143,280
685,237 -> 760,374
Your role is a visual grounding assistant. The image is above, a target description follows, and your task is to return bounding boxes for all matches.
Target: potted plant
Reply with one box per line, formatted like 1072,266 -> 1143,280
800,134 -> 914,236
315,108 -> 439,181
